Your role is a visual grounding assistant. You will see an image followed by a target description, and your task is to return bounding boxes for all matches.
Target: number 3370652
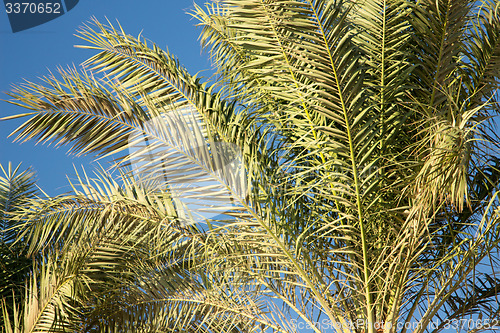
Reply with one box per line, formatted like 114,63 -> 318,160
5,2 -> 61,14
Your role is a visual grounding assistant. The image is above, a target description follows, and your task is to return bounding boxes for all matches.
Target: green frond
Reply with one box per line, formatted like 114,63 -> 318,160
464,0 -> 500,109
410,0 -> 473,110
1,163 -> 39,329
0,162 -> 38,244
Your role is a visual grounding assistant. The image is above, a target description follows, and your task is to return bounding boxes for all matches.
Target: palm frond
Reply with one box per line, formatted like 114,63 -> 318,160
2,1 -> 500,332
0,162 -> 38,243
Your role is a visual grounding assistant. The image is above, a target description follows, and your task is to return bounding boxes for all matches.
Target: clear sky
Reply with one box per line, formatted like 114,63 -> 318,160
0,0 -> 210,195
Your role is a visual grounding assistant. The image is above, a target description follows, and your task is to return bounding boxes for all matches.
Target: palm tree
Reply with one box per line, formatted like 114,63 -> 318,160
2,0 -> 500,332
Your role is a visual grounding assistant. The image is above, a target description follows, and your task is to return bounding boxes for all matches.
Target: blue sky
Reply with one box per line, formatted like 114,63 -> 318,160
0,0 -> 210,195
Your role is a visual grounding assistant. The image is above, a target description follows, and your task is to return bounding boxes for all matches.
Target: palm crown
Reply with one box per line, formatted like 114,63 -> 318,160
1,0 -> 500,332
